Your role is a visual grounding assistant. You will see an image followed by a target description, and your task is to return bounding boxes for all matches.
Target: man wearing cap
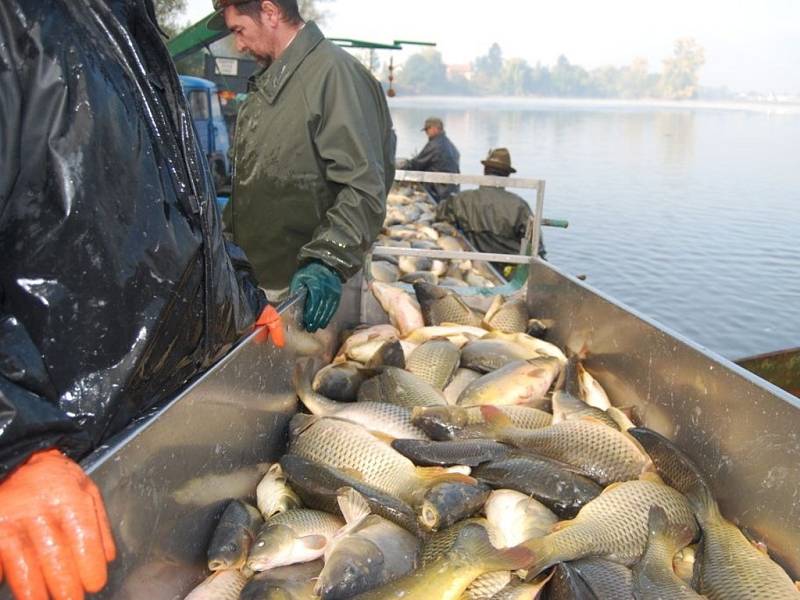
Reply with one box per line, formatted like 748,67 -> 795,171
212,0 -> 396,332
437,148 -> 546,267
401,117 -> 461,202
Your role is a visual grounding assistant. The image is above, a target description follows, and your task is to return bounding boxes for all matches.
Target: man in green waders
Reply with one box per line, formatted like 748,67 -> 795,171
211,0 -> 396,332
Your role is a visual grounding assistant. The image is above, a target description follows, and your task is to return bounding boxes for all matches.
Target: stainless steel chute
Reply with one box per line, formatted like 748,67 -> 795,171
3,261 -> 797,599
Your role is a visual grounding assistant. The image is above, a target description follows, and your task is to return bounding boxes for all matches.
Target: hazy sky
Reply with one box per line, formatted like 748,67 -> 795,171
182,0 -> 800,93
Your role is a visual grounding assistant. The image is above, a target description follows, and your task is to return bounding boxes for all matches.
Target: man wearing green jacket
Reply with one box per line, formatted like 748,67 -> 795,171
436,148 -> 546,270
212,0 -> 396,332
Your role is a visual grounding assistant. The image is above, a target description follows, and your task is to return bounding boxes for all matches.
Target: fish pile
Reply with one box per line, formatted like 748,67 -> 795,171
185,282 -> 800,599
370,187 -> 499,289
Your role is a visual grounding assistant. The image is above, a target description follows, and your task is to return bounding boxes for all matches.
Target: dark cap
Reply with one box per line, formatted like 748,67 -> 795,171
481,148 -> 516,174
208,0 -> 254,30
422,117 -> 444,132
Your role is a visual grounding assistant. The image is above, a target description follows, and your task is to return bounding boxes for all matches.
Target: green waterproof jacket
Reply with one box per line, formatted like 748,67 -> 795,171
436,186 -> 546,258
225,22 -> 396,290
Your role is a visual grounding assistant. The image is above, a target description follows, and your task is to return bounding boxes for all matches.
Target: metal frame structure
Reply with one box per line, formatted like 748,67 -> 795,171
393,170 -> 547,261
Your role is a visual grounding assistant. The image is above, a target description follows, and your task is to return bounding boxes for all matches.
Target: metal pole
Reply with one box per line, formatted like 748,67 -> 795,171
532,180 -> 545,259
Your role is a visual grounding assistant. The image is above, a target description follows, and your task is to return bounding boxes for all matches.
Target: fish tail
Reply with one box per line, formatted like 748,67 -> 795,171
647,505 -> 696,551
452,523 -> 534,573
479,405 -> 514,430
336,486 -> 372,525
516,536 -> 560,580
293,360 -> 336,415
628,427 -> 719,521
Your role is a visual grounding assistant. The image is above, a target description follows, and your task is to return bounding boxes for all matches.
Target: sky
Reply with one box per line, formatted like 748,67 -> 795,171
182,0 -> 800,93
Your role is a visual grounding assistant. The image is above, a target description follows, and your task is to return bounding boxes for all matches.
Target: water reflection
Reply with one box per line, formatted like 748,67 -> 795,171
390,98 -> 800,359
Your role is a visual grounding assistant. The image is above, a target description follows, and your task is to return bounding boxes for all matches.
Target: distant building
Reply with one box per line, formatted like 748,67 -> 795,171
447,63 -> 473,81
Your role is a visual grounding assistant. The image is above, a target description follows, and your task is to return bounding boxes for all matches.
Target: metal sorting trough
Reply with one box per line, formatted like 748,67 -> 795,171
4,261 -> 797,599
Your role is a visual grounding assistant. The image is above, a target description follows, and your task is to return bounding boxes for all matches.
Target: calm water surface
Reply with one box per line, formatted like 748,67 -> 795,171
388,97 -> 800,359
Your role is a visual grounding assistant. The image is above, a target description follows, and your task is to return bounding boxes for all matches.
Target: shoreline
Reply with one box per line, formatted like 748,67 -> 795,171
387,95 -> 800,115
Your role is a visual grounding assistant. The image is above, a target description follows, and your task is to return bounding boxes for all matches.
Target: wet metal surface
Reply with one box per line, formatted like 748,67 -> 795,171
58,280 -> 363,599
527,259 -> 800,577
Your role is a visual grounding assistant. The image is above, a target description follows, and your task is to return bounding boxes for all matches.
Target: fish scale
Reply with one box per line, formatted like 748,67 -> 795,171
267,509 -> 344,537
461,571 -> 511,599
629,427 -> 800,600
420,518 -> 501,565
495,418 -> 647,485
695,517 -> 800,600
521,480 -> 698,577
184,570 -> 248,600
633,507 -> 702,599
357,367 -> 447,408
289,416 -> 428,501
406,339 -> 461,390
482,297 -> 529,334
458,358 -> 561,408
559,558 -> 635,599
461,405 -> 553,429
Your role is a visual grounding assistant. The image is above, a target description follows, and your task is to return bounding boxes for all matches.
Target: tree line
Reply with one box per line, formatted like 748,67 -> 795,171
393,38 -> 713,100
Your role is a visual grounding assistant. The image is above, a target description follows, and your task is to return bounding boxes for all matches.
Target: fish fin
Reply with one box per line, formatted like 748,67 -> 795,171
336,487 -> 372,525
267,462 -> 283,476
549,520 -> 575,533
299,534 -> 328,551
288,413 -> 319,437
518,536 -> 559,580
341,467 -> 366,482
479,405 -> 514,429
750,540 -> 769,556
293,360 -> 336,415
369,430 -> 397,444
607,406 -> 637,431
639,469 -> 666,485
451,523 -> 533,572
481,295 -> 504,325
446,465 -> 472,476
414,466 -> 476,483
411,467 -> 476,503
628,427 -> 719,521
647,505 -> 670,536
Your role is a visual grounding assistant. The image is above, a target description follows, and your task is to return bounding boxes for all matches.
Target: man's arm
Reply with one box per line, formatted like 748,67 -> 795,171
404,139 -> 437,172
300,63 -> 389,280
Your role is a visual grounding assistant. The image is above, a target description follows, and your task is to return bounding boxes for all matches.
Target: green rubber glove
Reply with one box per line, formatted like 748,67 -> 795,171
289,262 -> 343,332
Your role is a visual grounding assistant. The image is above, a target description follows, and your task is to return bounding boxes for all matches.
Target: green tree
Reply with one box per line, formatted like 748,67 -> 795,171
659,37 -> 705,99
472,43 -> 504,93
299,0 -> 331,24
550,55 -> 591,97
395,49 -> 450,95
154,0 -> 187,37
499,58 -> 533,95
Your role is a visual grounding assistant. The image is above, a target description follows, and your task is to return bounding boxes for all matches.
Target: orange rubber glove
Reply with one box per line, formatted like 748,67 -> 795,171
0,449 -> 116,600
254,304 -> 285,347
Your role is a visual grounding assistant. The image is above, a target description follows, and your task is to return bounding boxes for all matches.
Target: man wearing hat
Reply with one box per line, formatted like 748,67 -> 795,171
437,148 -> 546,266
212,0 -> 396,333
401,117 -> 461,202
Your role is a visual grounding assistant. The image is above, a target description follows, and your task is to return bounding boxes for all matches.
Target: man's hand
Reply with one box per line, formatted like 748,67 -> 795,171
254,304 -> 285,347
289,262 -> 342,333
0,449 -> 116,600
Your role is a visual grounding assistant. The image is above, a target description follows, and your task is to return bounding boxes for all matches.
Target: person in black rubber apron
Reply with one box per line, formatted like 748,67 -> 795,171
0,1 -> 282,597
